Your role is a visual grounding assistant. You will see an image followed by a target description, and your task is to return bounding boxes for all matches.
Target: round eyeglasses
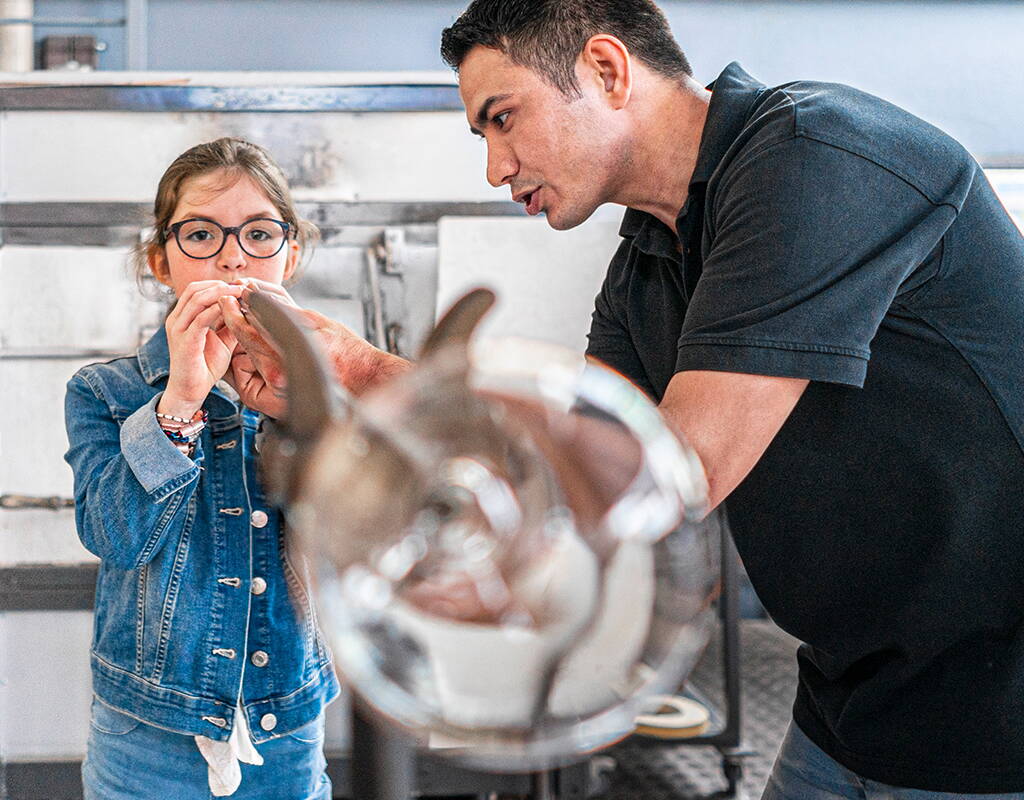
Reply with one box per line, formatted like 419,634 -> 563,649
164,218 -> 291,260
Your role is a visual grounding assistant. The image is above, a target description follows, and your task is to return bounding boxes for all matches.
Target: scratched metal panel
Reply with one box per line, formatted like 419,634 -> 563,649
0,246 -> 164,352
0,84 -> 463,113
0,111 -> 499,204
384,239 -> 443,357
290,245 -> 365,301
289,242 -> 372,335
287,237 -> 439,357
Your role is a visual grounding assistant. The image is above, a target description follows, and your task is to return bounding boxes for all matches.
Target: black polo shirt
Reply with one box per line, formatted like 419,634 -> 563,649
586,63 -> 1024,792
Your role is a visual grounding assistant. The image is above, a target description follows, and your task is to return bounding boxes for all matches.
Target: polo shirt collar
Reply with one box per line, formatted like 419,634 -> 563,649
689,61 -> 766,186
618,62 -> 766,255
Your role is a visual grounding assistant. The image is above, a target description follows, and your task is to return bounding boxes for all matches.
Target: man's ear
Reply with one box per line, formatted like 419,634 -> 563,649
284,238 -> 301,282
148,244 -> 173,287
580,34 -> 632,109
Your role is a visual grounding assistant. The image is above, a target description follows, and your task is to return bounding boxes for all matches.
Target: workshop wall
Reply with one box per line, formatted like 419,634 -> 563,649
31,0 -> 1024,163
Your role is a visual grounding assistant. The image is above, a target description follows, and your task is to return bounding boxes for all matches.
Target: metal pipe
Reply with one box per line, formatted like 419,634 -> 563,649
0,0 -> 33,71
350,698 -> 414,800
0,349 -> 131,360
0,17 -> 125,27
124,0 -> 146,70
0,494 -> 75,510
364,244 -> 388,351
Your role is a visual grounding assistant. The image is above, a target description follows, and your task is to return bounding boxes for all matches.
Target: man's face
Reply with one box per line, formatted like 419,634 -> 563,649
459,45 -> 626,231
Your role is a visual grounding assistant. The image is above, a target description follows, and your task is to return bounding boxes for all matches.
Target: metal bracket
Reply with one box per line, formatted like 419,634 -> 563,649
376,228 -> 407,275
363,228 -> 408,355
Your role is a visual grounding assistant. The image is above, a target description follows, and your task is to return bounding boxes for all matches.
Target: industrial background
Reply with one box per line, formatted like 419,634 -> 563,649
1,1 -> 1022,798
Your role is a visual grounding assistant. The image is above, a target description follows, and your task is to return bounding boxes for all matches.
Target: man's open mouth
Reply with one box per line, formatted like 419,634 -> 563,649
520,188 -> 541,216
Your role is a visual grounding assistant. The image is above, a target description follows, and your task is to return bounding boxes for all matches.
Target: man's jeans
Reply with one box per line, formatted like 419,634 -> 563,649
763,723 -> 1024,800
82,700 -> 331,800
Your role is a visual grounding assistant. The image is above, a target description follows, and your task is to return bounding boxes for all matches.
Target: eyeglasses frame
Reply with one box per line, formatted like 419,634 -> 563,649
163,217 -> 293,260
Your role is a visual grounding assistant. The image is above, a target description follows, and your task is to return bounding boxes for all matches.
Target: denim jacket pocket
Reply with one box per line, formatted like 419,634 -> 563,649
90,699 -> 142,736
285,715 -> 324,745
282,550 -> 324,663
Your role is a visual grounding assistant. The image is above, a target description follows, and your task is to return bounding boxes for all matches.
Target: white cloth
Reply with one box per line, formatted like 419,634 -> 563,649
195,703 -> 264,797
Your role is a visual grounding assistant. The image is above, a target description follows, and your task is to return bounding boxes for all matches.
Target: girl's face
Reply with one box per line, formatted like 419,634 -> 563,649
149,168 -> 299,297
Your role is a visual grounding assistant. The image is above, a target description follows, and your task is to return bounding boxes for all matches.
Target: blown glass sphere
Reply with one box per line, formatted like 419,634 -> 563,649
285,337 -> 720,771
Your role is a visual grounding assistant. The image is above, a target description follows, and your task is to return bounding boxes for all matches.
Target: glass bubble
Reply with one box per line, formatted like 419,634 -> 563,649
284,335 -> 720,771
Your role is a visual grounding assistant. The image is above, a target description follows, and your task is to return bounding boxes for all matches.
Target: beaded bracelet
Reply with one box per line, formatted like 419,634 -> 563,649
156,411 -> 195,424
156,409 -> 207,458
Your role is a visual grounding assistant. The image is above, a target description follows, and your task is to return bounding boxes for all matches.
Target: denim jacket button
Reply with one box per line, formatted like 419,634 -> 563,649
251,577 -> 267,595
251,650 -> 270,668
250,510 -> 269,528
260,713 -> 277,731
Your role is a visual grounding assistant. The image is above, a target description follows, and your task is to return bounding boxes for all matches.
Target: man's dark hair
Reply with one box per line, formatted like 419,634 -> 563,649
440,0 -> 692,98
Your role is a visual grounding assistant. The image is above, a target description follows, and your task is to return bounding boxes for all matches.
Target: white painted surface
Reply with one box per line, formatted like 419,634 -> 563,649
436,211 -> 621,351
0,611 -> 93,759
0,353 -> 89,564
0,359 -> 90,499
0,510 -> 94,565
0,608 -> 349,759
989,170 -> 1024,231
0,111 -> 498,203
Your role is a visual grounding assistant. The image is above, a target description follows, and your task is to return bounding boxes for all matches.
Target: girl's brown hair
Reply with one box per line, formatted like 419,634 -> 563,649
132,137 -> 319,293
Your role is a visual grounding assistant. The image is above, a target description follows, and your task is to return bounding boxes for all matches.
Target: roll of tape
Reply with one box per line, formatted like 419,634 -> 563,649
634,695 -> 710,739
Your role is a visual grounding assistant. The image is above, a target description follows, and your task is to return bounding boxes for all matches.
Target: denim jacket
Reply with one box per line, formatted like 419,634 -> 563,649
64,327 -> 339,742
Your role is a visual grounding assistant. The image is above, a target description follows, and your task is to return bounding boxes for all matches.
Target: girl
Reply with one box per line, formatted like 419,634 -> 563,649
64,137 -> 339,799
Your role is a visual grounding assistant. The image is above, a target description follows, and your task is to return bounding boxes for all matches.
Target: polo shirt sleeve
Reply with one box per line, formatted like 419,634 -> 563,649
676,135 -> 957,387
587,239 -> 659,400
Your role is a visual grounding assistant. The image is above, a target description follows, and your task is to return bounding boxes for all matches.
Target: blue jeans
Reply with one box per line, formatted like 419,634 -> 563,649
763,723 -> 1024,800
82,700 -> 331,800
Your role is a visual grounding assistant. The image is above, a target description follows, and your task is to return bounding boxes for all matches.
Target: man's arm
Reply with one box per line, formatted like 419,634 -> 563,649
220,293 -> 410,417
659,370 -> 808,511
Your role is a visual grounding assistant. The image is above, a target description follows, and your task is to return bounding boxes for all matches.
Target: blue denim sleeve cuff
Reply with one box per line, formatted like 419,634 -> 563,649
120,393 -> 201,502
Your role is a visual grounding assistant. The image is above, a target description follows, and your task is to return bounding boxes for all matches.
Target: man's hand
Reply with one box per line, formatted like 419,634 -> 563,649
219,284 -> 410,417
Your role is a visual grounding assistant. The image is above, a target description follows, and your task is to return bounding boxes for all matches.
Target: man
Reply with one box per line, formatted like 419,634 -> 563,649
223,0 -> 1024,796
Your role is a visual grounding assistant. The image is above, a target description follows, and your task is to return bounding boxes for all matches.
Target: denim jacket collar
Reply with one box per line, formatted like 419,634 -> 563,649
137,326 -> 171,385
136,327 -> 240,418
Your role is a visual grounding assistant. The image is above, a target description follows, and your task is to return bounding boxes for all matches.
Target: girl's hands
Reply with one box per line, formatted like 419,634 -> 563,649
229,277 -> 298,307
217,278 -> 300,418
158,280 -> 245,419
